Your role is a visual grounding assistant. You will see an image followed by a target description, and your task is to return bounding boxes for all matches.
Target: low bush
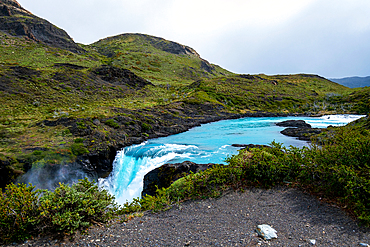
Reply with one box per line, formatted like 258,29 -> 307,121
71,143 -> 89,156
36,178 -> 118,235
0,183 -> 40,243
141,122 -> 152,131
0,178 -> 118,244
105,119 -> 120,129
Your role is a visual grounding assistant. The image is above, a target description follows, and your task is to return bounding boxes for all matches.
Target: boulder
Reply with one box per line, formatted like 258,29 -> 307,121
280,127 -> 323,141
231,144 -> 270,150
256,224 -> 278,240
93,65 -> 154,89
142,161 -> 214,197
276,120 -> 311,128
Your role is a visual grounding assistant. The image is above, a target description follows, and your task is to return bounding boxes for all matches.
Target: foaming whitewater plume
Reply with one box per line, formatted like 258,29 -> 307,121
99,142 -> 198,204
307,114 -> 366,128
17,161 -> 90,191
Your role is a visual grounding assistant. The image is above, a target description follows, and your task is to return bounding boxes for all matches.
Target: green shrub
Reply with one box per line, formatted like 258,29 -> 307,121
141,122 -> 152,131
74,138 -> 84,143
37,178 -> 118,235
76,121 -> 86,129
71,143 -> 89,155
105,119 -> 119,129
0,183 -> 40,243
0,179 -> 118,244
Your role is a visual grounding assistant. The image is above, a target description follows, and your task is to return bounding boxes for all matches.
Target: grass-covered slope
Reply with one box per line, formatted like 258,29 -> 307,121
91,33 -> 233,85
185,74 -> 351,113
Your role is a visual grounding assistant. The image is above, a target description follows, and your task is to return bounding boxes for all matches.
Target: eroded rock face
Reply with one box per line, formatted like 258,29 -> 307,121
142,161 -> 215,197
0,0 -> 84,53
93,65 -> 154,89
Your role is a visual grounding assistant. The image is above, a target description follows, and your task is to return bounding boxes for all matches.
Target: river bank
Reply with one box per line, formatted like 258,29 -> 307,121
4,102 -> 307,190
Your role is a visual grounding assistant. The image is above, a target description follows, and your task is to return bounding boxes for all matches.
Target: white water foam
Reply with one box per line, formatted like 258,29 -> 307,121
307,114 -> 366,128
99,142 -> 198,204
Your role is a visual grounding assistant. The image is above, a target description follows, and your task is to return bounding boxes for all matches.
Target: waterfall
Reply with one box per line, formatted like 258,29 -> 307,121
99,142 -> 198,204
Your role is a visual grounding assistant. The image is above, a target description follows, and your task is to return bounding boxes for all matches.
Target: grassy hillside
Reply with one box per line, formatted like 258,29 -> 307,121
0,28 -> 366,185
185,74 -> 350,113
90,33 -> 233,85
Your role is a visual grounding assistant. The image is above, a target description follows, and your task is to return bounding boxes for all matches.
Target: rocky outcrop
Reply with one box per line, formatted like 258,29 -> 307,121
276,120 -> 311,128
0,158 -> 13,189
231,144 -> 271,150
94,33 -> 216,73
276,119 -> 322,141
280,127 -> 323,141
0,0 -> 84,53
142,161 -> 215,197
93,65 -> 154,89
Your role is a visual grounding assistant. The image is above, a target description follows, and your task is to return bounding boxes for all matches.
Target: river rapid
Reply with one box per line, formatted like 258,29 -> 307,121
99,114 -> 365,204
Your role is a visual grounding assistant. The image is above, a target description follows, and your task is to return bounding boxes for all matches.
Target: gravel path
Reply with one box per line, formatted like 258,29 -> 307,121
11,187 -> 370,247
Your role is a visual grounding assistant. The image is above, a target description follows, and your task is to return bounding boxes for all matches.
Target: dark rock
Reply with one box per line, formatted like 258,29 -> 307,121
280,127 -> 323,141
200,59 -> 215,73
53,63 -> 87,70
83,145 -> 117,178
0,158 -> 13,189
11,66 -> 41,79
93,65 -> 154,89
238,74 -> 265,80
23,147 -> 48,152
93,119 -> 101,125
276,120 -> 312,128
142,161 -> 215,198
231,144 -> 271,150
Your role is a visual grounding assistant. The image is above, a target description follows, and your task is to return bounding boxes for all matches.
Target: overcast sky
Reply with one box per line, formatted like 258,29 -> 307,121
18,0 -> 370,78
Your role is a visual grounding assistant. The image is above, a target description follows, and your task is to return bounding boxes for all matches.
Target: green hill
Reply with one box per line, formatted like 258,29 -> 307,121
91,33 -> 232,85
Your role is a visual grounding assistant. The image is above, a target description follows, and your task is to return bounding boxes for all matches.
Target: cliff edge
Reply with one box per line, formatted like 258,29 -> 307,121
0,0 -> 84,53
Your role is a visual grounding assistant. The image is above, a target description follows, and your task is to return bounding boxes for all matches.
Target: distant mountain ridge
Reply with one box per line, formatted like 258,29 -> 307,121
329,76 -> 370,88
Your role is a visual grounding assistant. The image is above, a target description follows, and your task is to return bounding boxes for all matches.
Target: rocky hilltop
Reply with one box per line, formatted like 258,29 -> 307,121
0,0 -> 84,53
94,33 -> 215,73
